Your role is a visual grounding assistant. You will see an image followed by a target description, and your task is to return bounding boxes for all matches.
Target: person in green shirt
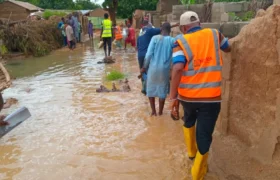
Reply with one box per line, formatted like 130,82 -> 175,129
58,18 -> 67,46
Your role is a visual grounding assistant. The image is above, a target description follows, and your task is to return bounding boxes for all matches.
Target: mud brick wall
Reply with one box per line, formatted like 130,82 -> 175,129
171,2 -> 251,23
171,22 -> 249,38
157,0 -> 180,15
218,5 -> 280,164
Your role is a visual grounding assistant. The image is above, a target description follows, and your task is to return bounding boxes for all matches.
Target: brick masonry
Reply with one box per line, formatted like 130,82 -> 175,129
171,2 -> 251,23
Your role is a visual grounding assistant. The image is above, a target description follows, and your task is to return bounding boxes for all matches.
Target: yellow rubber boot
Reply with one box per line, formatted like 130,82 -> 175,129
183,126 -> 197,159
191,151 -> 209,180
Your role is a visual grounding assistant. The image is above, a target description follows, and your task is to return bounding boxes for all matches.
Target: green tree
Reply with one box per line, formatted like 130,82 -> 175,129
75,0 -> 101,10
117,0 -> 158,19
15,0 -> 100,10
21,0 -> 40,6
38,0 -> 74,9
102,0 -> 118,25
101,0 -> 158,24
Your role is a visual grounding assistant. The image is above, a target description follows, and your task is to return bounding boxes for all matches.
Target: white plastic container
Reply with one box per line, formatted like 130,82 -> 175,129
0,107 -> 31,138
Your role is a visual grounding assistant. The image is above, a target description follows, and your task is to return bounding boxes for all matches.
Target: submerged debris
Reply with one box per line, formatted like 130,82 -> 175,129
122,79 -> 131,92
96,80 -> 131,93
112,83 -> 119,92
97,56 -> 116,64
3,98 -> 18,109
96,85 -> 110,93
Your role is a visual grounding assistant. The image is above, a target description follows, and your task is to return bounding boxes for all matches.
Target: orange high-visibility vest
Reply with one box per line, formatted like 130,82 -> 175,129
115,26 -> 123,40
177,28 -> 223,99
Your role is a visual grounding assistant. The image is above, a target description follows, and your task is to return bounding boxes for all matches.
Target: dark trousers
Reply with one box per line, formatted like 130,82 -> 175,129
138,56 -> 145,70
0,93 -> 3,111
63,36 -> 67,46
69,40 -> 75,49
103,37 -> 112,56
138,56 -> 146,94
181,101 -> 221,155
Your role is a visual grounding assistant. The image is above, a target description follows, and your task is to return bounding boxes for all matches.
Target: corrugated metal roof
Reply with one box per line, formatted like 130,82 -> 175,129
6,0 -> 43,11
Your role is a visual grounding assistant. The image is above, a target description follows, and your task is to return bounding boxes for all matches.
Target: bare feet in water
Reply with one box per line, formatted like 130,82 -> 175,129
151,112 -> 157,116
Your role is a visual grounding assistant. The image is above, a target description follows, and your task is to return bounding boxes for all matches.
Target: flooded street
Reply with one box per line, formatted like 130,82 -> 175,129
0,42 -> 192,180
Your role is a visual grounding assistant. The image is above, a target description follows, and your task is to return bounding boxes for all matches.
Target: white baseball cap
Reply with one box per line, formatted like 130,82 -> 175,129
180,11 -> 200,26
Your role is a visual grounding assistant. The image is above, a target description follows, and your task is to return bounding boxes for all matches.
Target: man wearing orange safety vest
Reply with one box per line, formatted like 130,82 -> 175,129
114,23 -> 123,49
170,11 -> 231,180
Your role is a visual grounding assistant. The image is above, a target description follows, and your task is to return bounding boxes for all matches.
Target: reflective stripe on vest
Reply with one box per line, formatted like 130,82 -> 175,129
102,19 -> 112,38
177,28 -> 222,98
179,81 -> 222,89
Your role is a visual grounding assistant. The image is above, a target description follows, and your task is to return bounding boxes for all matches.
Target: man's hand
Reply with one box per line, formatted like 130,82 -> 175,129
169,99 -> 179,120
169,99 -> 177,110
140,68 -> 146,73
171,22 -> 180,28
0,115 -> 8,126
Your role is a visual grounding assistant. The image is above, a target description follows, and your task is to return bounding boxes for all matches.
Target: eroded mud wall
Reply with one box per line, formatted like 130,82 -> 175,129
219,5 -> 280,164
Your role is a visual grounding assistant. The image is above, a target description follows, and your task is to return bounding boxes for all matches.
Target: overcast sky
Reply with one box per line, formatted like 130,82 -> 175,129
95,0 -> 105,5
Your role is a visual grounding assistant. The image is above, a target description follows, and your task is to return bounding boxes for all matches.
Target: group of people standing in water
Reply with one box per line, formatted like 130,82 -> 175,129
100,13 -> 136,60
99,13 -> 179,116
61,12 -> 231,180
58,13 -> 83,50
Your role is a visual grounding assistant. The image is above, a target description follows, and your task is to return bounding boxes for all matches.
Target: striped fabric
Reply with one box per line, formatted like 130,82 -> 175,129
172,43 -> 186,65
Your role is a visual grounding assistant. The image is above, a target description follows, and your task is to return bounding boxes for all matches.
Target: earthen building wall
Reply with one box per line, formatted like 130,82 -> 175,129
218,5 -> 280,164
0,1 -> 30,21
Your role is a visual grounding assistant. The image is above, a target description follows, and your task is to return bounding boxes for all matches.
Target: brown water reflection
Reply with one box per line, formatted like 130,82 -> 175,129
0,43 -> 193,179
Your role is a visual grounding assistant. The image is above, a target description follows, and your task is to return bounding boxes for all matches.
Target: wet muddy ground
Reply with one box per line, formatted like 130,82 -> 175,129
0,42 -> 195,180
4,41 -> 276,180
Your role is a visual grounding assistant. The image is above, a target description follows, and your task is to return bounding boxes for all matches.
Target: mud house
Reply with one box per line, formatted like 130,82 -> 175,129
0,0 -> 43,21
89,8 -> 108,17
88,8 -> 108,29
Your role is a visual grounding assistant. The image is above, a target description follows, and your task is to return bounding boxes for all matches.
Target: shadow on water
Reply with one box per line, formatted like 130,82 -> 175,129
0,41 -> 194,179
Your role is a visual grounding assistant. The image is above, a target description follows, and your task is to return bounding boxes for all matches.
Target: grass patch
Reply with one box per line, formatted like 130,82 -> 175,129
43,10 -> 68,20
106,70 -> 125,81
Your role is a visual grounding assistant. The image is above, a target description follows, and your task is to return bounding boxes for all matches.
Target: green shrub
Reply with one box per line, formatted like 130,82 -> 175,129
0,45 -> 8,55
43,10 -> 67,20
106,70 -> 125,81
228,11 -> 254,22
242,11 -> 254,21
228,12 -> 241,21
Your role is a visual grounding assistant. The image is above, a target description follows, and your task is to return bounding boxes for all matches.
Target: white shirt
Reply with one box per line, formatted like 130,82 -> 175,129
66,25 -> 74,41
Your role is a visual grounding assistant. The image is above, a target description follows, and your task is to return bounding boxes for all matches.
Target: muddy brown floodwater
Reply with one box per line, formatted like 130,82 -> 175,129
0,42 -> 201,180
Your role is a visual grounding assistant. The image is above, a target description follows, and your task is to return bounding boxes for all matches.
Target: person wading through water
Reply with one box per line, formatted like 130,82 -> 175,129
140,22 -> 175,116
114,23 -> 123,49
100,13 -> 114,60
137,20 -> 179,95
170,11 -> 231,179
